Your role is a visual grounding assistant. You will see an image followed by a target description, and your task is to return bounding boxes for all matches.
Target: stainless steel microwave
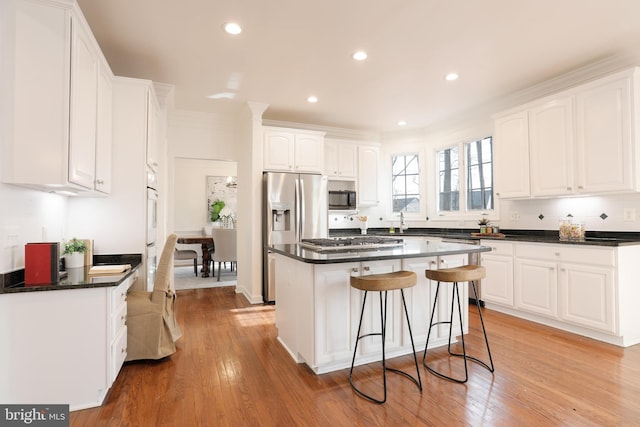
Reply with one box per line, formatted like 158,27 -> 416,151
328,190 -> 357,210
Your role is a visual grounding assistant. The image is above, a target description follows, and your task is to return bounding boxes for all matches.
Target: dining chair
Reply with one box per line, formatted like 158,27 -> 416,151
174,247 -> 198,276
126,234 -> 182,361
210,228 -> 237,281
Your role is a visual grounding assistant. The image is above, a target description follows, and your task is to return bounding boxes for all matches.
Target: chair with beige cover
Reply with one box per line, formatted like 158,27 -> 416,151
210,228 -> 237,281
126,234 -> 182,361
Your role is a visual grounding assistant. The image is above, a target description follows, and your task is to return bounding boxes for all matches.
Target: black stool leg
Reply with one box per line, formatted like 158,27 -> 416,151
193,258 -> 197,276
350,290 -> 422,403
470,280 -> 495,372
424,280 -> 494,383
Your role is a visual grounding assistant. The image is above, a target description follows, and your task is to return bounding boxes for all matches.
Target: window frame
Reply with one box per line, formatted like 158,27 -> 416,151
391,153 -> 421,215
430,135 -> 497,222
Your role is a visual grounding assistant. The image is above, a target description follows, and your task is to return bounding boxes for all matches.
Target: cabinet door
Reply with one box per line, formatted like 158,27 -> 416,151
68,16 -> 98,189
95,64 -> 112,194
274,255 -> 298,358
325,141 -> 357,179
146,90 -> 160,172
529,97 -> 574,196
294,133 -> 324,173
481,254 -> 514,307
357,146 -> 379,206
493,112 -> 530,198
575,73 -> 634,193
356,260 -> 402,356
515,258 -> 557,318
1,1 -> 70,186
558,263 -> 616,333
264,130 -> 294,171
401,257 -> 438,345
314,262 -> 358,365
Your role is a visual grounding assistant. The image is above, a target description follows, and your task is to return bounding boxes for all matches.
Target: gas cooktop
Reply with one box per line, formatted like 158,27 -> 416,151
300,236 -> 405,251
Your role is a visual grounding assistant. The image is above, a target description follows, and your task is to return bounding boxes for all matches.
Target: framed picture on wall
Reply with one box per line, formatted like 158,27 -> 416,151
206,176 -> 237,225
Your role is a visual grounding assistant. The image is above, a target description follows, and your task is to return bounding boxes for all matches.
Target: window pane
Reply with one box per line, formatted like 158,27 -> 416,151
391,154 -> 420,213
437,147 -> 459,212
466,137 -> 493,210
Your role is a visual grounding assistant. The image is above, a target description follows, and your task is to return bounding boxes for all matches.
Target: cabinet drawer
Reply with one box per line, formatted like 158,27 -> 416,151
480,240 -> 514,256
110,270 -> 138,308
110,327 -> 127,383
110,302 -> 127,341
516,243 -> 615,266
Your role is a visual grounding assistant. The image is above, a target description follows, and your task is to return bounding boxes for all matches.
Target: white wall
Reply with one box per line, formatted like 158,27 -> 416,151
172,158 -> 237,234
0,183 -> 68,272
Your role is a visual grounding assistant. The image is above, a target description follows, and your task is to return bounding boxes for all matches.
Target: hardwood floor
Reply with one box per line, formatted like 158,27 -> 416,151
71,287 -> 640,426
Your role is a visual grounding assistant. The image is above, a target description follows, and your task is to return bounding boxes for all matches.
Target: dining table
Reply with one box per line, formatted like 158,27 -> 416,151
176,235 -> 214,277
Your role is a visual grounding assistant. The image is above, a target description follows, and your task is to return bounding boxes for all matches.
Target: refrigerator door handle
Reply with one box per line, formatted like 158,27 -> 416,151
296,175 -> 302,241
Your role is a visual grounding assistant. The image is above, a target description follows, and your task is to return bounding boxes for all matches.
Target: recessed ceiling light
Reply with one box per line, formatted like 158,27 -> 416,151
307,96 -> 318,103
445,72 -> 459,81
397,120 -> 407,126
207,92 -> 236,100
352,51 -> 368,61
224,22 -> 242,35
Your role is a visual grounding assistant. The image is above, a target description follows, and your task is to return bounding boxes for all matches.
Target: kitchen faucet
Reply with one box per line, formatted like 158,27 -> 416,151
400,212 -> 407,233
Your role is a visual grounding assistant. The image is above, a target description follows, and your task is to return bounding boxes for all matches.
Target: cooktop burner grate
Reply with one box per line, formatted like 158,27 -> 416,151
300,236 -> 404,251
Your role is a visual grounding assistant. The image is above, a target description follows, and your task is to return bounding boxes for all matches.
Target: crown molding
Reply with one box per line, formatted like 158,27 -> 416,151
261,119 -> 379,142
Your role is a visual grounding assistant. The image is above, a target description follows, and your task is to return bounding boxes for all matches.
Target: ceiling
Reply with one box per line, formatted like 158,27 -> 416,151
76,0 -> 640,133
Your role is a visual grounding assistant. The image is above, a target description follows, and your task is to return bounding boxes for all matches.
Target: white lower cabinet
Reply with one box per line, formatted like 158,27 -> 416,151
485,241 -> 627,344
0,269 -> 138,411
313,259 -> 402,370
480,240 -> 514,307
272,251 -> 474,374
401,254 -> 468,348
515,257 -> 558,318
558,263 -> 615,333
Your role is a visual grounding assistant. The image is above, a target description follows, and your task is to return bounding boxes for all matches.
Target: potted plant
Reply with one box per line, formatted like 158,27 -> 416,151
63,238 -> 87,268
210,199 -> 226,223
478,217 -> 491,234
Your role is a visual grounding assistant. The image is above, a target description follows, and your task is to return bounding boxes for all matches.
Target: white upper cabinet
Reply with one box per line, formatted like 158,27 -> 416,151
68,16 -> 99,190
357,145 -> 379,206
324,140 -> 357,180
494,67 -> 640,199
95,63 -> 113,194
529,96 -> 574,196
575,71 -> 636,193
146,90 -> 160,173
494,111 -> 531,198
263,127 -> 325,173
0,0 -> 113,195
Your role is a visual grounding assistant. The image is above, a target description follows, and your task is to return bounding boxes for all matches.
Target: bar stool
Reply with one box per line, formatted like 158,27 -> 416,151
423,265 -> 494,383
349,271 -> 422,404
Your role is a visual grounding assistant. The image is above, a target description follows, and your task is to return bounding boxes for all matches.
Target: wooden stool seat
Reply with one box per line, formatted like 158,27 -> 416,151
425,265 -> 485,283
349,270 -> 421,404
350,270 -> 417,291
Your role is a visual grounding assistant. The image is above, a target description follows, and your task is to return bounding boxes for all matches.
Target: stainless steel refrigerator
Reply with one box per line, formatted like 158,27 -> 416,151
263,172 -> 328,303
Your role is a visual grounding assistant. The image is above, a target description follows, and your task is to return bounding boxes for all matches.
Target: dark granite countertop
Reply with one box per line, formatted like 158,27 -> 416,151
0,254 -> 142,294
329,228 -> 640,247
269,240 -> 491,264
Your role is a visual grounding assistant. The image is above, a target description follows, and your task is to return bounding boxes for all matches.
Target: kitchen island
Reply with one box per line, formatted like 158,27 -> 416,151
0,255 -> 142,411
269,239 -> 491,374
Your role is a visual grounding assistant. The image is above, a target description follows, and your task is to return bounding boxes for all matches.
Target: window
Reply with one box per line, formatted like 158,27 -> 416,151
438,147 -> 459,211
436,136 -> 493,214
392,154 -> 420,213
466,137 -> 493,210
